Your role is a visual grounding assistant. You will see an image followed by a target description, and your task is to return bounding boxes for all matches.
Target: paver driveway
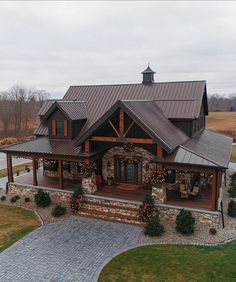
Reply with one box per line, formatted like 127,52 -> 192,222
0,216 -> 141,282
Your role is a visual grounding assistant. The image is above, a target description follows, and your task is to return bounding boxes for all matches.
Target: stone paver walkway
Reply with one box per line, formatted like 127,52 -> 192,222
0,216 -> 141,282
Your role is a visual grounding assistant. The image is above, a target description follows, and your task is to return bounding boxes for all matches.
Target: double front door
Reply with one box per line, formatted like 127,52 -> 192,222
114,158 -> 142,185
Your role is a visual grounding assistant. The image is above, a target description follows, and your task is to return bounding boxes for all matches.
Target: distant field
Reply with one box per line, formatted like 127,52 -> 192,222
206,112 -> 236,140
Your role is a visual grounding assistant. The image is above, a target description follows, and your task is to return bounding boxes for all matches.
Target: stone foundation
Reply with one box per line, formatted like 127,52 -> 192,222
81,176 -> 97,194
152,186 -> 166,204
157,204 -> 221,228
7,182 -> 221,228
8,183 -> 72,208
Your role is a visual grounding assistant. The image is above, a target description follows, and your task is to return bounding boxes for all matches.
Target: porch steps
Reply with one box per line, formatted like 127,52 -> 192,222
77,197 -> 145,226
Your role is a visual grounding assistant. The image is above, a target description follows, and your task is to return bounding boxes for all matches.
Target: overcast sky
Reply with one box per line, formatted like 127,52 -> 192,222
0,1 -> 236,98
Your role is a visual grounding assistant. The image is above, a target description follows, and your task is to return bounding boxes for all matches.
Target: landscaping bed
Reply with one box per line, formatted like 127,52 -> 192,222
0,204 -> 41,252
98,242 -> 236,282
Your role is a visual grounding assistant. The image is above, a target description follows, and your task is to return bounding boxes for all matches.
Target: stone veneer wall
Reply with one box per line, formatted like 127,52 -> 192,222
8,183 -> 73,208
156,204 -> 221,228
7,183 -> 221,227
102,146 -> 156,183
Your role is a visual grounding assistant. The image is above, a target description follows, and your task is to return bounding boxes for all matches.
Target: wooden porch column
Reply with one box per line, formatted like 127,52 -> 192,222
58,159 -> 64,189
32,158 -> 38,186
156,144 -> 163,170
211,171 -> 217,211
7,153 -> 14,183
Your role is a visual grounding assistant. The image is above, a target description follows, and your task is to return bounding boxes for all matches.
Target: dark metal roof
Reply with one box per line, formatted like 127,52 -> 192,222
33,122 -> 48,136
42,101 -> 87,121
122,100 -> 188,152
155,99 -> 198,119
160,129 -> 233,168
141,66 -> 156,74
38,100 -> 59,116
54,81 -> 206,140
1,137 -> 81,156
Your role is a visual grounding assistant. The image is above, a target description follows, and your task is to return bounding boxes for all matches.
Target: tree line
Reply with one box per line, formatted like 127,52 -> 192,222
208,94 -> 236,112
0,85 -> 50,137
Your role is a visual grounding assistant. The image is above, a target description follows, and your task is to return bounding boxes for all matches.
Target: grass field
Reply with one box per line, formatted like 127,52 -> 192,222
99,244 -> 236,282
0,205 -> 40,252
206,112 -> 236,140
0,162 -> 31,178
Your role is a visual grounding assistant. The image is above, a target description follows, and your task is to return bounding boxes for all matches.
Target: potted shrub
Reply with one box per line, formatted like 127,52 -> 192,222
107,175 -> 113,186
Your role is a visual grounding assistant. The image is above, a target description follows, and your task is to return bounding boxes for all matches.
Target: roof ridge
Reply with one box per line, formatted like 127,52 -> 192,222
69,80 -> 206,88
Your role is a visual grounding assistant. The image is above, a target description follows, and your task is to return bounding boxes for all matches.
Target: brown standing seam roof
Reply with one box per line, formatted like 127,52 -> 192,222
1,137 -> 81,156
158,129 -> 233,168
122,100 -> 188,151
43,101 -> 87,121
48,81 -> 206,139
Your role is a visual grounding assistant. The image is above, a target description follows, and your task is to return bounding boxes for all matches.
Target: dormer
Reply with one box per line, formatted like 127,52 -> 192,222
42,101 -> 87,139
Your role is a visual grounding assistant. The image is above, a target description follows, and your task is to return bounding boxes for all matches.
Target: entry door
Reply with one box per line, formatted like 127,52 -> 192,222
126,163 -> 136,183
114,158 -> 142,185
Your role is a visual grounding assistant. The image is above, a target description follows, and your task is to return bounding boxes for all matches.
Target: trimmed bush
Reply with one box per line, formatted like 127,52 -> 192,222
34,189 -> 51,207
10,196 -> 17,203
176,209 -> 195,235
209,227 -> 217,235
144,214 -> 164,237
14,195 -> 20,200
24,197 -> 30,202
52,205 -> 66,217
228,200 -> 236,217
0,195 -> 6,201
228,185 -> 236,198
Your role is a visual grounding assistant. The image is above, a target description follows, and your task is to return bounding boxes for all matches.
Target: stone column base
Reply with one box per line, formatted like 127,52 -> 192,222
82,177 -> 97,194
152,186 -> 166,204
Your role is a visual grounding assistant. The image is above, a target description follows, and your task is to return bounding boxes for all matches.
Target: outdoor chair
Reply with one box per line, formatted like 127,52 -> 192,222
189,186 -> 200,198
179,184 -> 188,199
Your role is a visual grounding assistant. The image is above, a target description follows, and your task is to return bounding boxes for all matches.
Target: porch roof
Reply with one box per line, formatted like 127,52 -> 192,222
155,129 -> 233,169
0,137 -> 81,157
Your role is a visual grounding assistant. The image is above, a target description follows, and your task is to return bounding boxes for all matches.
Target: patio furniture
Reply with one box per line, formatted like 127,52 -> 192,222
189,186 -> 200,197
179,183 -> 189,198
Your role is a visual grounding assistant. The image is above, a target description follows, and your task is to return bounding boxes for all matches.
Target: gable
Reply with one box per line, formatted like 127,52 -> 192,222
77,100 -> 188,153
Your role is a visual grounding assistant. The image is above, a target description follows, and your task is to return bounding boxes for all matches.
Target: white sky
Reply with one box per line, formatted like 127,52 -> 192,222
0,1 -> 236,98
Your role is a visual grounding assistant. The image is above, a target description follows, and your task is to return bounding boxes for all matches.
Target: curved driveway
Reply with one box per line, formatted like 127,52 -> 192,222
0,216 -> 141,282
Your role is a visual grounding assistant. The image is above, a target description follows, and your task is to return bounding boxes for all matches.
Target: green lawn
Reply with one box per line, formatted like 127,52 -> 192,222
231,145 -> 236,163
99,243 -> 236,282
0,204 -> 40,252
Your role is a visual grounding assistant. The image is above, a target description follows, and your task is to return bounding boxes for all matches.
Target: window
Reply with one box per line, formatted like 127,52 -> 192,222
56,121 -> 64,137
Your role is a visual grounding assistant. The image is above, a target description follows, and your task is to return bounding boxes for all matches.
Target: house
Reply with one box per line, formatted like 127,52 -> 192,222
1,66 -> 232,224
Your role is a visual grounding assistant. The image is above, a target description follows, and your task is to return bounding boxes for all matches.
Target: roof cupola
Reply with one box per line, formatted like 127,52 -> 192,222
141,65 -> 156,85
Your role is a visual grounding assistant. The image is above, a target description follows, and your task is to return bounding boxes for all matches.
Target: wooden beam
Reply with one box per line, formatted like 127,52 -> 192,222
7,154 -> 14,183
91,136 -> 154,144
84,139 -> 91,153
126,138 -> 154,144
124,121 -> 134,138
32,158 -> 38,186
119,109 -> 124,136
58,159 -> 64,189
108,120 -> 120,137
91,136 -> 117,142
